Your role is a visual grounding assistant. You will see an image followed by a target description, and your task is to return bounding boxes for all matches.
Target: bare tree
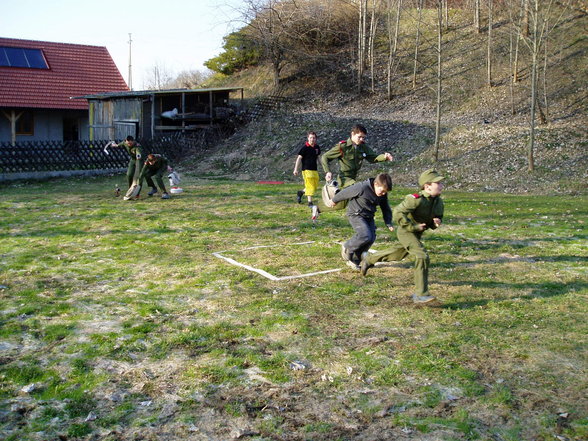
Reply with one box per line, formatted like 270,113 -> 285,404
487,0 -> 493,87
386,0 -> 402,100
434,0 -> 443,162
412,0 -> 424,89
368,0 -> 380,92
143,62 -> 174,90
357,0 -> 368,92
474,0 -> 482,33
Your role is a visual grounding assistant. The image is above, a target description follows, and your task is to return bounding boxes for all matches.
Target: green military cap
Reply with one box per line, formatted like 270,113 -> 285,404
418,169 -> 444,186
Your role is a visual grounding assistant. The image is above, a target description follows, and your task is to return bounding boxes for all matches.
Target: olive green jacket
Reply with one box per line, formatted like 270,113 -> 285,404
393,190 -> 444,233
320,138 -> 387,181
118,141 -> 145,159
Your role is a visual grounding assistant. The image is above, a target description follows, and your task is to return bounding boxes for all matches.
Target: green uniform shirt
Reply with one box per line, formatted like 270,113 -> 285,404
393,190 -> 444,233
320,138 -> 387,182
118,141 -> 145,159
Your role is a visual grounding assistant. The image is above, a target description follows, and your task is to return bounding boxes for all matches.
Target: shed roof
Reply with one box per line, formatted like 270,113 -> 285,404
77,87 -> 244,100
0,37 -> 128,110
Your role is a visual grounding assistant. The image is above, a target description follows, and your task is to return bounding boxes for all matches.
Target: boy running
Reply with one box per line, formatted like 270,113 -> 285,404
326,173 -> 394,270
359,169 -> 445,304
293,131 -> 321,206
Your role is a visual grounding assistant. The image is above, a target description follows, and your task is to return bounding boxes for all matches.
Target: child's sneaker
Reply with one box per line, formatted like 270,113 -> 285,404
346,260 -> 360,271
411,294 -> 436,304
161,192 -> 170,199
311,205 -> 319,220
360,251 -> 373,276
297,190 -> 304,204
341,244 -> 350,262
148,187 -> 158,196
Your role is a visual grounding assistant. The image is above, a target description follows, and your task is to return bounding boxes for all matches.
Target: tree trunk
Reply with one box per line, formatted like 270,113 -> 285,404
474,0 -> 481,33
412,0 -> 423,89
434,0 -> 443,162
387,0 -> 402,100
487,0 -> 493,87
368,0 -> 378,93
357,0 -> 368,93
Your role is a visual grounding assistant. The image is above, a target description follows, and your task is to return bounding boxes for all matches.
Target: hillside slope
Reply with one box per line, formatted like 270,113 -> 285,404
190,7 -> 587,194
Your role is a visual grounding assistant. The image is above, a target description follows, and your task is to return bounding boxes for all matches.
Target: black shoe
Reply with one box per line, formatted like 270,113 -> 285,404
411,294 -> 436,304
297,190 -> 304,204
148,187 -> 158,196
360,252 -> 372,276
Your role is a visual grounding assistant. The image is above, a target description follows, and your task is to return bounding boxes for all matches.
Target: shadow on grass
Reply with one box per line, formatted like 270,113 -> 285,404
438,280 -> 588,310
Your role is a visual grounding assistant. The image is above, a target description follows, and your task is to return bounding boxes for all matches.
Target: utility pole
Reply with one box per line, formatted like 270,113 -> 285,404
128,33 -> 133,90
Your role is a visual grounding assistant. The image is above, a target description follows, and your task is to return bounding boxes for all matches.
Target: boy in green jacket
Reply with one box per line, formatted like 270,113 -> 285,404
359,169 -> 445,304
137,154 -> 171,199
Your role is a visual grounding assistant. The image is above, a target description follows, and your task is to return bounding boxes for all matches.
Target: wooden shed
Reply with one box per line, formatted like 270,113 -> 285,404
77,87 -> 244,141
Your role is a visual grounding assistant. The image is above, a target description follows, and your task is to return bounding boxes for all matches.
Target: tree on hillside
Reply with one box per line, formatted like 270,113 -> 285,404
204,29 -> 261,75
517,0 -> 567,170
412,0 -> 424,89
386,0 -> 402,100
434,0 -> 444,161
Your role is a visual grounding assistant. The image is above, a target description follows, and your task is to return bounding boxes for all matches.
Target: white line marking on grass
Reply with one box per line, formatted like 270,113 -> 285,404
213,241 -> 343,281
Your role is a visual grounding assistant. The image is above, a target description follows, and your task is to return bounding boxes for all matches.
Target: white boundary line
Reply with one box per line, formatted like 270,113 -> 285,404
213,241 -> 343,281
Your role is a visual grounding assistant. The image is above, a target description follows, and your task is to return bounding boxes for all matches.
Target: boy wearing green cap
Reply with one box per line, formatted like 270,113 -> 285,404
359,169 -> 445,304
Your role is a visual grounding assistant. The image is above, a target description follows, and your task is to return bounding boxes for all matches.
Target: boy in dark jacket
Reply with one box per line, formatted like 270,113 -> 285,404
327,173 -> 394,270
360,169 -> 445,303
137,154 -> 171,199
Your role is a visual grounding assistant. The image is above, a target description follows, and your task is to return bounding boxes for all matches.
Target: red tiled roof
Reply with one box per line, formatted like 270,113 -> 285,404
0,37 -> 129,110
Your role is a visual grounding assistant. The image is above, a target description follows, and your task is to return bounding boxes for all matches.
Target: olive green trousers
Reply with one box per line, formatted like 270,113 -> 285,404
365,229 -> 430,296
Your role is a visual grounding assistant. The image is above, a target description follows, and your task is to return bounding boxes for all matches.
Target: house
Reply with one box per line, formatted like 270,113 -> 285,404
77,87 -> 245,141
0,37 -> 128,144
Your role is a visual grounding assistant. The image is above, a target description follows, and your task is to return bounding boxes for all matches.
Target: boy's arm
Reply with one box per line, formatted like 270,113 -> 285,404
293,155 -> 302,175
430,198 -> 445,229
393,196 -> 422,232
320,144 -> 342,175
379,195 -> 393,229
331,181 -> 362,204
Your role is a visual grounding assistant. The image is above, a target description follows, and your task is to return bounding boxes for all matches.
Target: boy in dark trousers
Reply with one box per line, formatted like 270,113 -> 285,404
137,154 -> 171,199
293,131 -> 321,206
326,173 -> 394,270
359,169 -> 445,304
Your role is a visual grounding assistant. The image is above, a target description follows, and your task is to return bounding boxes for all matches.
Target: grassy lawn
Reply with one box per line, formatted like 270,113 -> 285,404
0,174 -> 586,441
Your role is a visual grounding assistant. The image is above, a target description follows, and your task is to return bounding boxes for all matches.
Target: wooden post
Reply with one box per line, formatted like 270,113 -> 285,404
2,110 -> 24,146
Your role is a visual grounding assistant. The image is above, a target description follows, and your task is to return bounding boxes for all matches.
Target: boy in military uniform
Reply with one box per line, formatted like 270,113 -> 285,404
137,154 -> 171,199
311,124 -> 393,220
326,173 -> 394,270
359,169 -> 445,304
293,131 -> 321,206
114,136 -> 145,190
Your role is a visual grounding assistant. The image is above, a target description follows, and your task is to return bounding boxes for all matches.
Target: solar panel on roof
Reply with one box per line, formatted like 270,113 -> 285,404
0,47 -> 49,69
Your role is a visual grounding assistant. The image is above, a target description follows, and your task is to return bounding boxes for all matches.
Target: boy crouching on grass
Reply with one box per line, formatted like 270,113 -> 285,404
359,169 -> 445,304
326,173 -> 395,270
137,154 -> 172,199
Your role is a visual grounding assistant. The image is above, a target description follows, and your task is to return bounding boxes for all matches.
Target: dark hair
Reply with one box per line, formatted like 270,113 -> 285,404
374,173 -> 392,191
126,135 -> 135,142
307,131 -> 317,137
351,124 -> 367,135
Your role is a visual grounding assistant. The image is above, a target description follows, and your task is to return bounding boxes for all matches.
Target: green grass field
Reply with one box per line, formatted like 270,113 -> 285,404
0,175 -> 586,441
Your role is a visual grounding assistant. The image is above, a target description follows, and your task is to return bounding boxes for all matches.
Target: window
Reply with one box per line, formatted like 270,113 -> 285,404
0,47 -> 49,69
16,112 -> 34,135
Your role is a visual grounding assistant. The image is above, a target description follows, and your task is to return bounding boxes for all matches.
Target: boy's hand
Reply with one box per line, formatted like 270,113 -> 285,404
433,218 -> 442,227
384,152 -> 393,161
416,223 -> 427,232
325,172 -> 332,182
325,199 -> 336,208
388,226 -> 395,232
293,169 -> 299,176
